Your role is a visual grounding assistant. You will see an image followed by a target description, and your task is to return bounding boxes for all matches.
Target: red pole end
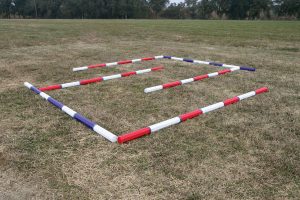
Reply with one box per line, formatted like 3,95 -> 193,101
255,87 -> 269,94
39,84 -> 62,91
151,66 -> 164,71
118,127 -> 151,144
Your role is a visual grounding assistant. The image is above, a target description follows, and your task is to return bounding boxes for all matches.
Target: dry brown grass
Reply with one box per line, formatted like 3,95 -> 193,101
0,19 -> 299,199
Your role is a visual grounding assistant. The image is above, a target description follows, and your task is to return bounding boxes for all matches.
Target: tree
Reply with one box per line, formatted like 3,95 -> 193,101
148,0 -> 169,18
248,0 -> 272,19
162,2 -> 186,19
274,0 -> 300,18
0,0 -> 11,18
0,0 -> 299,19
185,0 -> 197,18
228,0 -> 250,19
197,0 -> 215,19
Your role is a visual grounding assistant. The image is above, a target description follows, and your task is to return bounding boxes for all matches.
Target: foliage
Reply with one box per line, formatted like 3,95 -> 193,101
0,0 -> 299,19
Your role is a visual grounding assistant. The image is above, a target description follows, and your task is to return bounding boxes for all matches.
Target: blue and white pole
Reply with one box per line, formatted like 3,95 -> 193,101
24,82 -> 118,142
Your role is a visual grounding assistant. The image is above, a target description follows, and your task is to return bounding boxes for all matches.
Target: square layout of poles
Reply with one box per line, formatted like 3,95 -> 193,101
24,55 -> 267,144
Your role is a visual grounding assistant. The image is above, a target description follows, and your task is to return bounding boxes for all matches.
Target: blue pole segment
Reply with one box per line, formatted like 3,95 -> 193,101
240,66 -> 256,71
74,113 -> 96,129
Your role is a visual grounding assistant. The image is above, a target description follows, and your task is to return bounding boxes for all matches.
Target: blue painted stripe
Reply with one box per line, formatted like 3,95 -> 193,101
74,113 -> 96,129
183,58 -> 194,63
30,86 -> 41,94
209,62 -> 223,67
240,66 -> 256,71
48,97 -> 64,109
163,56 -> 171,59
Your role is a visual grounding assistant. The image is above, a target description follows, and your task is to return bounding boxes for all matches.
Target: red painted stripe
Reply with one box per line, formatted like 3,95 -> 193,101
88,63 -> 106,69
39,84 -> 62,91
255,87 -> 269,94
179,110 -> 203,122
121,71 -> 136,77
79,77 -> 103,85
142,57 -> 155,61
118,60 -> 132,65
118,127 -> 151,144
151,66 -> 164,71
218,69 -> 231,75
223,96 -> 240,106
163,81 -> 182,89
193,74 -> 209,81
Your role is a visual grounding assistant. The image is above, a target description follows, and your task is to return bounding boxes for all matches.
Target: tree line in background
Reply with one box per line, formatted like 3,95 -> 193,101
0,0 -> 299,19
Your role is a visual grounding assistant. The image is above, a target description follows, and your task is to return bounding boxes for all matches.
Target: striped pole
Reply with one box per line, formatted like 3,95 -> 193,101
40,66 -> 163,91
118,87 -> 269,143
73,55 -> 164,72
24,82 -> 118,142
145,67 -> 240,93
163,56 -> 256,71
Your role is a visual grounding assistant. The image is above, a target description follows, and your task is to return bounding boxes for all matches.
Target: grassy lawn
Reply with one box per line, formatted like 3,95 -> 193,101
0,19 -> 299,199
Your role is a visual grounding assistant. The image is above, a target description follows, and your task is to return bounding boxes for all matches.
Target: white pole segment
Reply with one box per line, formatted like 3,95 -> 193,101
102,74 -> 122,81
62,106 -> 77,117
73,66 -> 88,72
194,60 -> 210,65
93,125 -> 118,142
61,81 -> 80,88
201,102 -> 225,113
237,91 -> 256,100
149,117 -> 181,132
132,59 -> 142,63
136,69 -> 152,74
180,78 -> 194,84
144,85 -> 163,93
106,62 -> 118,67
208,72 -> 219,77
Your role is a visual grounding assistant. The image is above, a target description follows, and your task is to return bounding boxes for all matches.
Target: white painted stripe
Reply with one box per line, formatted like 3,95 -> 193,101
102,74 -> 122,81
181,78 -> 194,84
155,55 -> 164,59
24,82 -> 33,89
222,64 -> 239,68
61,81 -> 80,88
144,85 -> 163,93
73,66 -> 88,71
93,125 -> 118,143
106,62 -> 118,67
193,60 -> 210,65
39,92 -> 50,100
230,67 -> 240,71
238,91 -> 256,100
62,106 -> 76,117
208,72 -> 219,77
136,69 -> 151,74
171,57 -> 184,61
201,102 -> 225,113
149,117 -> 181,132
132,59 -> 142,63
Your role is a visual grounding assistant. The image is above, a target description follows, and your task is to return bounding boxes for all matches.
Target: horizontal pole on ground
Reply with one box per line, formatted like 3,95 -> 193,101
118,87 -> 269,143
144,67 -> 240,93
163,56 -> 256,71
40,66 -> 163,91
73,55 -> 164,72
72,55 -> 255,72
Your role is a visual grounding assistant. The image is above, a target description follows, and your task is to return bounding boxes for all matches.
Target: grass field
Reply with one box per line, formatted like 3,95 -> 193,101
0,19 -> 299,199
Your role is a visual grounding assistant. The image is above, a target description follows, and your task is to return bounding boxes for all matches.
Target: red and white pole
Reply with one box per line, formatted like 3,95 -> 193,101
39,66 -> 163,91
73,56 -> 164,72
144,67 -> 240,93
118,87 -> 269,143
